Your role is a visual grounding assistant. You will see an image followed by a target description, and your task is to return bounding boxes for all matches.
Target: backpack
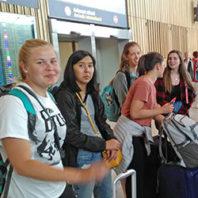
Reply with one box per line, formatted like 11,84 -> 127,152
160,113 -> 198,168
101,71 -> 131,122
0,85 -> 57,197
0,84 -> 13,96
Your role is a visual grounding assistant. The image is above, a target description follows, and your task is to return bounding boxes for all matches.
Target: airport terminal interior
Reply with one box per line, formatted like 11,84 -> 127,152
0,0 -> 198,198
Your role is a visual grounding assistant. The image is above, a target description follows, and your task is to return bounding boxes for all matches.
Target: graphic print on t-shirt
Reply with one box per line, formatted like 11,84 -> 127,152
30,107 -> 66,165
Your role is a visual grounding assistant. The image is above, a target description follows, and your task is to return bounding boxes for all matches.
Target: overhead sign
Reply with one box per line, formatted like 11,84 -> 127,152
0,0 -> 38,8
48,0 -> 128,28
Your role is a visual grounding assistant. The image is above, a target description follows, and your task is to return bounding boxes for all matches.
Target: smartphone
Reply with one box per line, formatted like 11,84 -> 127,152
170,97 -> 176,104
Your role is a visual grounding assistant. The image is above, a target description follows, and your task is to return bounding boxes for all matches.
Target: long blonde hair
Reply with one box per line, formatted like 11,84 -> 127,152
163,50 -> 194,93
18,39 -> 53,79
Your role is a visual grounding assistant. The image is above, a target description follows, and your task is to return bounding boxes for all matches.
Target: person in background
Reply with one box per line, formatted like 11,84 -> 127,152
192,51 -> 198,81
113,41 -> 141,107
184,51 -> 193,79
54,50 -> 120,198
0,39 -> 109,198
155,50 -> 195,115
114,52 -> 174,198
112,41 -> 141,197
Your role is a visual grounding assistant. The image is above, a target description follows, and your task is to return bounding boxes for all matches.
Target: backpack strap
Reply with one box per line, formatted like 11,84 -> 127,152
116,70 -> 131,90
9,88 -> 37,143
159,126 -> 167,164
17,85 -> 61,151
48,91 -> 56,104
9,89 -> 36,115
2,165 -> 13,198
124,71 -> 131,90
0,158 -> 11,198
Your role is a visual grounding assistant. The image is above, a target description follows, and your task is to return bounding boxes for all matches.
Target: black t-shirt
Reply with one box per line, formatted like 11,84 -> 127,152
170,84 -> 180,101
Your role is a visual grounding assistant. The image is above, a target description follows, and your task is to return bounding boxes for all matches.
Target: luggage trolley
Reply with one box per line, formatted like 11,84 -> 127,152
113,169 -> 136,198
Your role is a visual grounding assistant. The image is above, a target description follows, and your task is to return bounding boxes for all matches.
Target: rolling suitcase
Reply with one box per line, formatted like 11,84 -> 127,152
113,169 -> 136,198
158,164 -> 198,198
158,113 -> 198,198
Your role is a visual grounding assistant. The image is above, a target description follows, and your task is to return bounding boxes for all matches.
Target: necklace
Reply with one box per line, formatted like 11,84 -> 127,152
171,74 -> 179,80
172,76 -> 180,85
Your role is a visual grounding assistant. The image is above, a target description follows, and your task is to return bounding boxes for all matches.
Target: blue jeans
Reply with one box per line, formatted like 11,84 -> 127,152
74,150 -> 112,198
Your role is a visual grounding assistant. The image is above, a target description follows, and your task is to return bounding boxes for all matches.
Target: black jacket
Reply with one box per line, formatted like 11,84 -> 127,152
54,86 -> 115,167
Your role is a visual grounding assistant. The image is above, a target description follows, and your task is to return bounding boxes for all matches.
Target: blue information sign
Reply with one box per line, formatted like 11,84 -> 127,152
0,0 -> 38,8
48,0 -> 128,28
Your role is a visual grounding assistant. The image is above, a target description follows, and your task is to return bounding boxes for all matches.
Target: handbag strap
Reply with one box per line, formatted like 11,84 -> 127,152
75,92 -> 99,136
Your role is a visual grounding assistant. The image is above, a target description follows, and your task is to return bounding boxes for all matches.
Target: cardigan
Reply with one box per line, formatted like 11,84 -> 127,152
113,115 -> 153,174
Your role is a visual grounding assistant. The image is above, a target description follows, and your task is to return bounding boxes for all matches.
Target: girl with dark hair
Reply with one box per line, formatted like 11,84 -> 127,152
155,50 -> 195,115
54,50 -> 120,198
114,52 -> 174,198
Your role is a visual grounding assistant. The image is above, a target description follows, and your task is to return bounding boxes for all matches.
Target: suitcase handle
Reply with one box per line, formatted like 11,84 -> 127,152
113,169 -> 136,198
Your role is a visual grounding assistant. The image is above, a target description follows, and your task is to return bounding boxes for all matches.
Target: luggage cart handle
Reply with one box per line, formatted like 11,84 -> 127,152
113,169 -> 136,198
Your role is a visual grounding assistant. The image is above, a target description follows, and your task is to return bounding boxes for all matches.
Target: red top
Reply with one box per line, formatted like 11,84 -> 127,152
121,76 -> 157,127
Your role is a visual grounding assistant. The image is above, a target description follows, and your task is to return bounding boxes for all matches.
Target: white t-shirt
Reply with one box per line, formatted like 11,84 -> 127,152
0,83 -> 67,198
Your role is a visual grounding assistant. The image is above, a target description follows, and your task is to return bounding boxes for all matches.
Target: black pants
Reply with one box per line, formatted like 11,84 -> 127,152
59,184 -> 76,198
126,137 -> 160,198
